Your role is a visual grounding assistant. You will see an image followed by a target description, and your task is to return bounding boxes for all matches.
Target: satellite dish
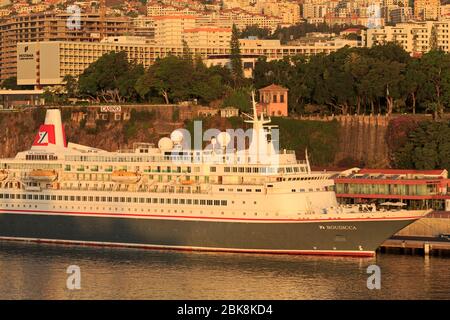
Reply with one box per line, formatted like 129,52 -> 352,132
170,130 -> 184,144
158,137 -> 173,150
217,132 -> 231,147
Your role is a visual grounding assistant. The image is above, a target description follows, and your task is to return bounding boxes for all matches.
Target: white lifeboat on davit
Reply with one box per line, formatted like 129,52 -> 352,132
29,169 -> 58,182
111,170 -> 140,183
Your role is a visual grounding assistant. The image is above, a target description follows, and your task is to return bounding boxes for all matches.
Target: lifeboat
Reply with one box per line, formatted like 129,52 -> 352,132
0,170 -> 7,181
111,170 -> 140,183
181,180 -> 194,185
29,169 -> 57,182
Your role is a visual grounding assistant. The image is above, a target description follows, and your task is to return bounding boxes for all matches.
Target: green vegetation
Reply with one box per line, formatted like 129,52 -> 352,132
230,24 -> 244,88
392,120 -> 450,171
271,118 -> 340,166
1,76 -> 31,90
254,44 -> 450,118
240,23 -> 363,44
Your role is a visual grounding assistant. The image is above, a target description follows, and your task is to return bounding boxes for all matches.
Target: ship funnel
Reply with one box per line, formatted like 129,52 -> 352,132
32,109 -> 67,149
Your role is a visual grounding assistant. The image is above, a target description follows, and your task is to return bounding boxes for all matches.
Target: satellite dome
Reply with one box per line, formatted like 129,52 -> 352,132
217,132 -> 231,147
170,130 -> 184,144
158,137 -> 173,150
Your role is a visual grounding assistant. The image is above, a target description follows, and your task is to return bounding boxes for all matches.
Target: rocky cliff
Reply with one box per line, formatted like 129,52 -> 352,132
0,107 -> 392,168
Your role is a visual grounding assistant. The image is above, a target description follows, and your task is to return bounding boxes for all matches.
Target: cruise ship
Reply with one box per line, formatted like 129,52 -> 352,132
0,99 -> 429,256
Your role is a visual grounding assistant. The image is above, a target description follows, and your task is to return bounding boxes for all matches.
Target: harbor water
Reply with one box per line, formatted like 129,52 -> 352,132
0,241 -> 448,300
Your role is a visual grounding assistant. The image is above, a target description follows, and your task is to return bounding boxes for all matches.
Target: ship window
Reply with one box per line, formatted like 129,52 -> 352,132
194,200 -> 199,205
40,195 -> 45,200
58,196 -> 62,201
64,196 -> 69,201
253,168 -> 258,173
120,197 -> 125,202
237,189 -> 242,192
101,197 -> 106,202
238,167 -> 244,173
70,196 -> 75,201
159,198 -> 164,204
232,167 -> 238,173
22,194 -> 27,200
114,197 -> 119,202
152,198 -> 158,204
221,200 -> 227,206
133,198 -> 138,203
246,189 -> 252,192
200,200 -> 206,205
210,167 -> 216,172
180,199 -> 185,204
167,199 -> 172,204
139,198 -> 145,203
95,197 -> 100,202
255,189 -> 261,192
246,168 -> 251,173
108,197 -> 112,202
0,194 -> 3,199
300,189 -> 305,192
146,198 -> 151,203
46,195 -> 51,200
214,200 -> 220,205
219,188 -> 225,191
187,199 -> 192,205
82,196 -> 87,201
207,200 -> 213,205
224,167 -> 230,173
292,189 -> 296,192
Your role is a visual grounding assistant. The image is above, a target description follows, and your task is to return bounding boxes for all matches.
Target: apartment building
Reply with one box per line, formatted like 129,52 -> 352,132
362,20 -> 450,54
183,27 -> 232,48
414,0 -> 440,21
0,12 -> 134,82
17,36 -> 359,86
147,2 -> 200,16
153,15 -> 196,46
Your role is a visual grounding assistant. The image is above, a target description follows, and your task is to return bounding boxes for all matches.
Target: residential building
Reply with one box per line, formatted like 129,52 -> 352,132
362,20 -> 450,54
0,12 -> 135,82
414,0 -> 440,21
257,84 -> 289,117
17,37 -> 360,87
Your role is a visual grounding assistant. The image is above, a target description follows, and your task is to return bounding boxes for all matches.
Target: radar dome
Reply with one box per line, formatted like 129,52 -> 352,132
217,132 -> 231,147
170,130 -> 184,144
158,137 -> 173,150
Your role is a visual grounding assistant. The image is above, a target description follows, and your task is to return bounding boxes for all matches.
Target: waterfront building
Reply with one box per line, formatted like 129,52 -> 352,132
332,168 -> 450,211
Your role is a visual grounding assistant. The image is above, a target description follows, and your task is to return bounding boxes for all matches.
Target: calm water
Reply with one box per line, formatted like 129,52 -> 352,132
0,241 -> 448,300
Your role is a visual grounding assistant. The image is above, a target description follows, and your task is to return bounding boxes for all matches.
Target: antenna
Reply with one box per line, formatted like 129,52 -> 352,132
305,148 -> 311,174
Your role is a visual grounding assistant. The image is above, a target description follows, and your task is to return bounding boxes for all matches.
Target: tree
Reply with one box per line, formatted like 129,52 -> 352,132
1,76 -> 29,90
230,24 -> 244,87
394,121 -> 450,171
78,51 -> 142,103
63,74 -> 78,99
418,50 -> 450,119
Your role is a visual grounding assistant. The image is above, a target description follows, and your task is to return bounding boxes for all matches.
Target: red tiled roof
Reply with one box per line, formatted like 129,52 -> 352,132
259,84 -> 288,91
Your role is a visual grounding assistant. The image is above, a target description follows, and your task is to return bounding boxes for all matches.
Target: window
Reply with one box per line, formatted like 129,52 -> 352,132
280,94 -> 284,103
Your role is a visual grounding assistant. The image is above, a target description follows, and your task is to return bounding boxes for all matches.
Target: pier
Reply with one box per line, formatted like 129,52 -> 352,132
379,237 -> 450,256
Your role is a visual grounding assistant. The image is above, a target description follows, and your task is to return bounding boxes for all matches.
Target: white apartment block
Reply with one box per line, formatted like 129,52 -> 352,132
363,20 -> 450,54
147,3 -> 200,16
153,15 -> 196,46
183,27 -> 232,48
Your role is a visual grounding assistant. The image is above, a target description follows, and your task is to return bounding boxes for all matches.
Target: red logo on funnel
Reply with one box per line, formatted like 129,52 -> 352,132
33,125 -> 56,146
